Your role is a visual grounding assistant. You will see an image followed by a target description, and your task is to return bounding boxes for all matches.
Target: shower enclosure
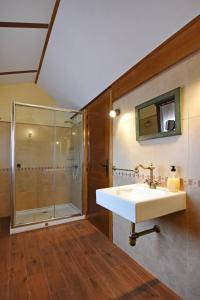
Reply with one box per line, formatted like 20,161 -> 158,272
11,102 -> 83,228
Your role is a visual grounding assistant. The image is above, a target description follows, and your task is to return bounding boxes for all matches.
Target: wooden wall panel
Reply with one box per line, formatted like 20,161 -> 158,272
85,89 -> 113,238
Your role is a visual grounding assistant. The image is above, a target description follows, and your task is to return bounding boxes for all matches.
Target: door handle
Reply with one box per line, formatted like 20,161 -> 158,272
100,160 -> 109,176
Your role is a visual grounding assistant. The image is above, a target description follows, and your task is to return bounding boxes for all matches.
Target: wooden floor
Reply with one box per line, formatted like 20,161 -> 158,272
0,218 -> 181,300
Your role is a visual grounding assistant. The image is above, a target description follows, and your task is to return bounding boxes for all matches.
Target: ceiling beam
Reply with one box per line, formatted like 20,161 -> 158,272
35,0 -> 61,83
0,70 -> 37,76
0,22 -> 48,29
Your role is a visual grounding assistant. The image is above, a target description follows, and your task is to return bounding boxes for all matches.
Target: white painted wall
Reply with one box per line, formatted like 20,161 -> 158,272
39,0 -> 200,109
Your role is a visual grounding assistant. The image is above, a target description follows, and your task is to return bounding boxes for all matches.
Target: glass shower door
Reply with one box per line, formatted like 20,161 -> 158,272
54,111 -> 83,218
14,104 -> 55,226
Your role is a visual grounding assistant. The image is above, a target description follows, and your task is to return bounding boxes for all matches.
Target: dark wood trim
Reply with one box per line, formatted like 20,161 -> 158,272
82,110 -> 88,216
108,89 -> 113,241
81,86 -> 111,110
112,15 -> 200,101
35,0 -> 61,83
0,70 -> 37,76
84,88 -> 113,239
0,22 -> 48,29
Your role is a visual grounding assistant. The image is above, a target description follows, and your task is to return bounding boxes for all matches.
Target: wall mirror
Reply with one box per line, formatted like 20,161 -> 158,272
135,88 -> 181,141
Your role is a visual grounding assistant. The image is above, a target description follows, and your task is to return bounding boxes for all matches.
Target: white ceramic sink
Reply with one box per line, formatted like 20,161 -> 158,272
96,184 -> 186,223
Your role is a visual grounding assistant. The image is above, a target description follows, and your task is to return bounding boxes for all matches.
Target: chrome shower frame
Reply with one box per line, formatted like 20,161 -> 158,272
10,102 -> 84,229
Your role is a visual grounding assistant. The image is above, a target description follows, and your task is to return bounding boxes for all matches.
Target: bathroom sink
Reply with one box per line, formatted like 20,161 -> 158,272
96,184 -> 186,223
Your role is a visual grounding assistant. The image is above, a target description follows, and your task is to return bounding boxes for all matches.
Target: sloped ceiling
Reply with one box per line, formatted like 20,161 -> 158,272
0,0 -> 55,85
38,0 -> 200,109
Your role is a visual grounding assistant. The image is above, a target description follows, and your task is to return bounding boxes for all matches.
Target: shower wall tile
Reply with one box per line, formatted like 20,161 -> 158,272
0,122 -> 11,217
54,188 -> 70,205
0,171 -> 10,217
37,171 -> 53,208
0,121 -> 77,216
0,122 -> 10,169
15,169 -> 72,211
15,170 -> 37,210
54,170 -> 71,205
0,192 -> 10,217
185,187 -> 200,300
188,116 -> 200,179
15,124 -> 54,168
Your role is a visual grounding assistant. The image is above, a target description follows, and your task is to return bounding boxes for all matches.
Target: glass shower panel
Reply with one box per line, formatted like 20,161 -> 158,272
14,105 -> 55,225
54,111 -> 83,218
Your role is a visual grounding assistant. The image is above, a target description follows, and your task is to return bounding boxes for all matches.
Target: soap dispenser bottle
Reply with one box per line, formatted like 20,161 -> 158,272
167,166 -> 180,192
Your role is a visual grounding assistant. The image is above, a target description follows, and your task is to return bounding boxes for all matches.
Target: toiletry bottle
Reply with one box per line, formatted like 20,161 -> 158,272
167,166 -> 180,192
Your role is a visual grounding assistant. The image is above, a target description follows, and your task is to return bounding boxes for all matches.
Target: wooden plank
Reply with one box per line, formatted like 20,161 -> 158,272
0,218 -> 10,300
0,22 -> 48,29
35,0 -> 61,83
86,89 -> 112,238
0,70 -> 37,76
0,218 -> 181,299
82,109 -> 88,215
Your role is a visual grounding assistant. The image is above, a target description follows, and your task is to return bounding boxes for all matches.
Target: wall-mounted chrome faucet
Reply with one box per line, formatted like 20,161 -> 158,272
134,163 -> 159,189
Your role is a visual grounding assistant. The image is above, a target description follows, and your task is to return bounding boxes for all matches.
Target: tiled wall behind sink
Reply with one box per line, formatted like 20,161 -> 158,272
113,51 -> 200,300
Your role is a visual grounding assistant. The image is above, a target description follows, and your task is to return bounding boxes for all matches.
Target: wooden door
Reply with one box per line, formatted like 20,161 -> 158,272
86,89 -> 112,238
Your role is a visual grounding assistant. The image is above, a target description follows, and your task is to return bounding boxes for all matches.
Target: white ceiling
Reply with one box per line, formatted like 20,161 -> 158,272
0,29 -> 46,72
0,0 -> 55,85
38,0 -> 200,109
0,0 -> 54,23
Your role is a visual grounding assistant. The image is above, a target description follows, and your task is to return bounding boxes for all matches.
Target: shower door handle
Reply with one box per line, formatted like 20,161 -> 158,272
100,160 -> 109,176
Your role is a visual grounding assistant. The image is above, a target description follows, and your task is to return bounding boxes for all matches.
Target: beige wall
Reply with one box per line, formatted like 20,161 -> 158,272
0,83 -> 57,217
0,82 -> 56,122
113,51 -> 200,300
0,122 -> 10,216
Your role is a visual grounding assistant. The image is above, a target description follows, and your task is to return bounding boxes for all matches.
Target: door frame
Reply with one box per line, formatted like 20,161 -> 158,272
83,89 -> 113,241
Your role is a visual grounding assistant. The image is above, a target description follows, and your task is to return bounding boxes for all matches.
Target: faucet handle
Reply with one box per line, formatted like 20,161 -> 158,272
134,166 -> 139,173
153,180 -> 160,187
144,178 -> 160,189
150,163 -> 155,169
